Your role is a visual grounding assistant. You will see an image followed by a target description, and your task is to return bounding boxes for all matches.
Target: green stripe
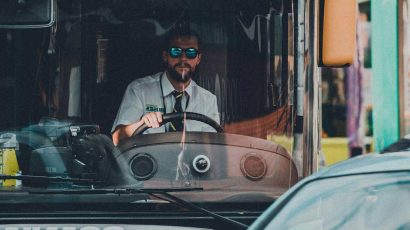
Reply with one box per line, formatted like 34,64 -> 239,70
371,0 -> 400,151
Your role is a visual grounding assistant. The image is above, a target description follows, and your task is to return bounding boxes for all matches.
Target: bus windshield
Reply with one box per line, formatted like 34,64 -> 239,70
0,0 -> 296,210
1,0 -> 294,138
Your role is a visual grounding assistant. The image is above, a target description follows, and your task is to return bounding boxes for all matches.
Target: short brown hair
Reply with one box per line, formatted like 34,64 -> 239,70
164,27 -> 202,51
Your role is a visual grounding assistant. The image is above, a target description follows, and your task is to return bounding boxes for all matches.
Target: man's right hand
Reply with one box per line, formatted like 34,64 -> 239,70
140,112 -> 163,128
112,112 -> 163,146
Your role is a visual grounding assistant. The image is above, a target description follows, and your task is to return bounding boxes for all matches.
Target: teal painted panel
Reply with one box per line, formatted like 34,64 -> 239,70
371,0 -> 400,151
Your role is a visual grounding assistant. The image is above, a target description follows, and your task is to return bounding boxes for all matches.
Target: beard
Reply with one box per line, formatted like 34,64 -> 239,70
167,62 -> 198,83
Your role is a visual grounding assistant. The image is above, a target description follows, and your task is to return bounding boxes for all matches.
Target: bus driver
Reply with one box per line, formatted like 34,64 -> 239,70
111,28 -> 220,145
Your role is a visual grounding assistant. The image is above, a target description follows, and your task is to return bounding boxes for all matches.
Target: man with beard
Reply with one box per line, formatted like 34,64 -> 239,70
111,29 -> 220,145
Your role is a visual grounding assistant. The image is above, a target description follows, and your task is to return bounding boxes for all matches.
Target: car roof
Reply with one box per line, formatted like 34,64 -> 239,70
315,152 -> 410,179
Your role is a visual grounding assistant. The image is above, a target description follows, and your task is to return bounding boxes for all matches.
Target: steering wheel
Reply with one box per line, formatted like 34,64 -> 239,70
132,112 -> 223,136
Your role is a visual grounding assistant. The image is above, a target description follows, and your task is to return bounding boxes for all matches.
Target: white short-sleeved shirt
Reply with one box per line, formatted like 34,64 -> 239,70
112,72 -> 220,134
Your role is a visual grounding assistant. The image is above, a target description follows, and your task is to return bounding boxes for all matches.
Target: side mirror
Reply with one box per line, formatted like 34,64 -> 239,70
319,0 -> 357,67
0,0 -> 55,29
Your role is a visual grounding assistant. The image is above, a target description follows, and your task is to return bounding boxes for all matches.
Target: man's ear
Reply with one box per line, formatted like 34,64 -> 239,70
196,53 -> 202,64
162,51 -> 167,62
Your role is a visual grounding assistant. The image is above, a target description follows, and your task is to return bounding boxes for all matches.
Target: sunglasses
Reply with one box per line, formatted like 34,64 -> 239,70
168,47 -> 199,59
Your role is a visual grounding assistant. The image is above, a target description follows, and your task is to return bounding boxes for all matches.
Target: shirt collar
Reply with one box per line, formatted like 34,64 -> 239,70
161,71 -> 195,97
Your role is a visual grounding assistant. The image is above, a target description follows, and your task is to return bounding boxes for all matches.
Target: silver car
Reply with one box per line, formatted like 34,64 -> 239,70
249,152 -> 410,230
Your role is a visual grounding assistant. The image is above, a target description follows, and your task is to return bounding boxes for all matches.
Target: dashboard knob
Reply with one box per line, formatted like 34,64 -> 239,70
192,155 -> 211,173
129,153 -> 157,180
240,153 -> 267,181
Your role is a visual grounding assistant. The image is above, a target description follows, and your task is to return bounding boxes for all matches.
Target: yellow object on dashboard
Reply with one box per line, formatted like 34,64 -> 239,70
0,148 -> 20,186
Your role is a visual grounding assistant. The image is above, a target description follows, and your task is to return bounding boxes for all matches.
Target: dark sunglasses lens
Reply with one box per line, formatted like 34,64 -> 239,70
169,48 -> 182,58
185,48 -> 198,59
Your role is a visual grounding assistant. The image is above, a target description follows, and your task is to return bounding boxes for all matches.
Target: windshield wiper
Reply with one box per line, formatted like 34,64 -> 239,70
30,187 -> 248,229
29,187 -> 203,194
0,174 -> 103,185
149,190 -> 249,229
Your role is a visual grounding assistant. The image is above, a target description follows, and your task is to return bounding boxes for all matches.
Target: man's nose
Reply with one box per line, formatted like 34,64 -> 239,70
179,52 -> 188,60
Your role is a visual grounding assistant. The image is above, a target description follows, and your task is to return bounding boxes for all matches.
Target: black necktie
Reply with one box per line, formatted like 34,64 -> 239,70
170,90 -> 185,131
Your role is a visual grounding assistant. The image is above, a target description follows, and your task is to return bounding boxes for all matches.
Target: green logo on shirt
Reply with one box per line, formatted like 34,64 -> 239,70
146,104 -> 164,112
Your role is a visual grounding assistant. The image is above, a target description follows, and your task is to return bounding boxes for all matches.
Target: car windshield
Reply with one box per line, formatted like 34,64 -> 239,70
0,0 -> 296,210
266,172 -> 410,230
